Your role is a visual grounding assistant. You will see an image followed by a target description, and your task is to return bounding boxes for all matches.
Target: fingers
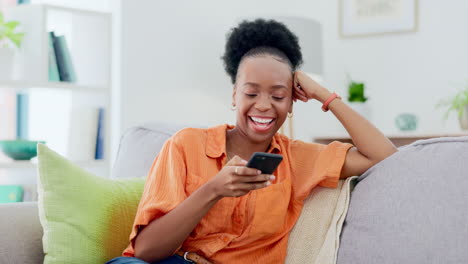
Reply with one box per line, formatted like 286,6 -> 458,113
227,176 -> 274,197
293,78 -> 301,92
241,174 -> 275,183
232,166 -> 261,176
292,76 -> 309,102
293,88 -> 309,102
295,94 -> 308,102
294,85 -> 306,96
294,84 -> 304,93
293,73 -> 298,89
237,181 -> 271,192
226,155 -> 247,166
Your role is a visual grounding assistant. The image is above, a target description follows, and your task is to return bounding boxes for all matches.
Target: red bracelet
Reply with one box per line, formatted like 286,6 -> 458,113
321,92 -> 341,112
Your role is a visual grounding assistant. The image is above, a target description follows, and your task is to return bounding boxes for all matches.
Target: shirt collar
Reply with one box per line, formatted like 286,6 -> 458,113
268,133 -> 282,154
205,124 -> 282,158
205,124 -> 230,158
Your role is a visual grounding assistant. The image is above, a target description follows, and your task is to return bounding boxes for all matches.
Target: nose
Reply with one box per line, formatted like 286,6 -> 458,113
255,94 -> 272,112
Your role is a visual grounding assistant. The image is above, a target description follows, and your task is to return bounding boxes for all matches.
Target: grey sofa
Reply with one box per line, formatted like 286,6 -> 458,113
1,122 -> 468,264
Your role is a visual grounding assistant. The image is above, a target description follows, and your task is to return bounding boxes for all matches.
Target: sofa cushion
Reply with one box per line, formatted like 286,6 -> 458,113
287,177 -> 357,264
0,202 -> 43,264
337,136 -> 468,264
111,122 -> 191,179
37,144 -> 145,264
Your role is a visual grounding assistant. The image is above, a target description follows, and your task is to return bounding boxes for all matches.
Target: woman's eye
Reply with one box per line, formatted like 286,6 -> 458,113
273,96 -> 285,100
245,94 -> 257,97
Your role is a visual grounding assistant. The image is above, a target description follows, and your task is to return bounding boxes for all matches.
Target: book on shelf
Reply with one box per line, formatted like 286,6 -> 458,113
0,91 -> 30,160
66,107 -> 104,161
95,107 -> 105,160
51,32 -> 77,83
16,92 -> 28,139
0,185 -> 24,203
27,89 -> 105,162
48,32 -> 60,82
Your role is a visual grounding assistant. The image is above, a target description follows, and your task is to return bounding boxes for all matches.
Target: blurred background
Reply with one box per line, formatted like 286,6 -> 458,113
0,0 -> 467,201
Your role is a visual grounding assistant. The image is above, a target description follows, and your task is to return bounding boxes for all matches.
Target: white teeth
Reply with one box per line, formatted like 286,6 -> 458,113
251,117 -> 273,124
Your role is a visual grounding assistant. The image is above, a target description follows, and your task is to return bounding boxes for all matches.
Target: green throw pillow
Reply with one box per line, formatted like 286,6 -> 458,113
37,144 -> 145,264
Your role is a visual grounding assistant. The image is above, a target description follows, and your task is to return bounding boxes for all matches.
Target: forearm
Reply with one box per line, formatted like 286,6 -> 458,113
134,182 -> 220,262
317,89 -> 397,162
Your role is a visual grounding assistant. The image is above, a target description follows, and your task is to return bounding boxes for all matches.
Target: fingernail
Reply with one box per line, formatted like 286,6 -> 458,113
266,181 -> 271,186
241,159 -> 247,164
257,170 -> 262,175
269,175 -> 275,180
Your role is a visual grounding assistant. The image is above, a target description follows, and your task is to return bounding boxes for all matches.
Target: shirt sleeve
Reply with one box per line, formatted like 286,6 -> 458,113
291,140 -> 353,201
123,137 -> 187,257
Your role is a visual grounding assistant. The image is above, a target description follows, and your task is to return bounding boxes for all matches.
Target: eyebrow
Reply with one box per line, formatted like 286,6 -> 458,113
243,82 -> 288,90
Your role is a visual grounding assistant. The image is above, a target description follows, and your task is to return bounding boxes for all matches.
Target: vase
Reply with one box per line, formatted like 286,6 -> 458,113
348,102 -> 371,121
395,113 -> 418,131
0,47 -> 14,80
459,105 -> 468,130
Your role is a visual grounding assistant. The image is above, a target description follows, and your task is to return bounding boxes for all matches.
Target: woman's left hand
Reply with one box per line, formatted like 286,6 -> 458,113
292,70 -> 328,103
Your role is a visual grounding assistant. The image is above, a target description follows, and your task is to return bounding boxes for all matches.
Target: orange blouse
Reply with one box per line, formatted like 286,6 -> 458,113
123,124 -> 352,263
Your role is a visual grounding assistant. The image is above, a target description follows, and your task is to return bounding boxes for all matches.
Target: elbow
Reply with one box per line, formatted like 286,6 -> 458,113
372,147 -> 398,164
386,146 -> 399,158
133,237 -> 154,262
134,248 -> 163,263
134,240 -> 172,263
133,244 -> 151,262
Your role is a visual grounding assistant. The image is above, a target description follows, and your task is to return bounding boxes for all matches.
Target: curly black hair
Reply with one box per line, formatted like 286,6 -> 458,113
222,18 -> 303,84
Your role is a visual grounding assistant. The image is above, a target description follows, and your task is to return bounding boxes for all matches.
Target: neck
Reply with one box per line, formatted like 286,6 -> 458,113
226,127 -> 272,161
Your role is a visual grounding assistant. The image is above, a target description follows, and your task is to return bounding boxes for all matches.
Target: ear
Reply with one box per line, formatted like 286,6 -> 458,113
288,99 -> 293,114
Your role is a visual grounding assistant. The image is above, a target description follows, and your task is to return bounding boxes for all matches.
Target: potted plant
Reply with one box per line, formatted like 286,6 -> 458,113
346,76 -> 371,120
0,11 -> 24,80
348,81 -> 368,103
437,81 -> 468,130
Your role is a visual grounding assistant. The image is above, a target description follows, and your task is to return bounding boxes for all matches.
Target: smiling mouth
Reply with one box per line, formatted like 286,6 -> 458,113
248,116 -> 276,132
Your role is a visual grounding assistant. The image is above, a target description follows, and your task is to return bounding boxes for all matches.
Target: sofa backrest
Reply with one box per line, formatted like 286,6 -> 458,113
338,136 -> 468,264
111,122 -> 191,179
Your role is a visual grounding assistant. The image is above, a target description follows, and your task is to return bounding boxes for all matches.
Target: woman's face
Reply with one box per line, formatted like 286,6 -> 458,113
233,55 -> 293,143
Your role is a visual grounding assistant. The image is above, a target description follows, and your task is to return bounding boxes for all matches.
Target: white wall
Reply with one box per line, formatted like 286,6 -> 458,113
325,0 -> 468,135
120,0 -> 468,142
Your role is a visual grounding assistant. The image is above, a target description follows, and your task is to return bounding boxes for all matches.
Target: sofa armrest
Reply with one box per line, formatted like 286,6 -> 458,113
0,202 -> 44,264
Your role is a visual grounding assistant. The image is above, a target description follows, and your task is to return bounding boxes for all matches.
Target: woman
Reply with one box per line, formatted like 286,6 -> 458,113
107,19 -> 397,264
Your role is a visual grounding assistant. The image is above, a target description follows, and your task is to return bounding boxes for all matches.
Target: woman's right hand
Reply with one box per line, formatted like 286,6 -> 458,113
208,155 -> 275,199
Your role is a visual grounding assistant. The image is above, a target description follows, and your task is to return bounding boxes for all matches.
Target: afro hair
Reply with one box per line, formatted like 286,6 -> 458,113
222,18 -> 303,84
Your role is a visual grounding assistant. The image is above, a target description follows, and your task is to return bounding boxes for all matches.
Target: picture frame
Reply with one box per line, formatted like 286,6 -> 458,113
340,0 -> 418,38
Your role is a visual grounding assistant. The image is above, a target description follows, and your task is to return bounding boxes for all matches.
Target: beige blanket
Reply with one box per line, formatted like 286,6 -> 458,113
286,176 -> 358,264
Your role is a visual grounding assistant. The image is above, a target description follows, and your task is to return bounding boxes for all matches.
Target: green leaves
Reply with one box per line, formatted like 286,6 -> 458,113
348,81 -> 368,102
0,11 -> 24,48
437,81 -> 468,120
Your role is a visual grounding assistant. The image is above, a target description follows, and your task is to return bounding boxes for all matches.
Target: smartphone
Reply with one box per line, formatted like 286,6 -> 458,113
246,152 -> 283,174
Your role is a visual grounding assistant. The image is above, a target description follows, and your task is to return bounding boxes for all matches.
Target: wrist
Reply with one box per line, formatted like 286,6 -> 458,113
202,180 -> 223,202
321,92 -> 342,112
316,89 -> 333,103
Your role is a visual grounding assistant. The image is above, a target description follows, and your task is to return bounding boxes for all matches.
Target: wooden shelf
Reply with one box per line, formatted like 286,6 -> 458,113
0,159 -> 108,169
313,132 -> 468,147
38,3 -> 111,16
0,4 -> 113,185
0,80 -> 108,93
